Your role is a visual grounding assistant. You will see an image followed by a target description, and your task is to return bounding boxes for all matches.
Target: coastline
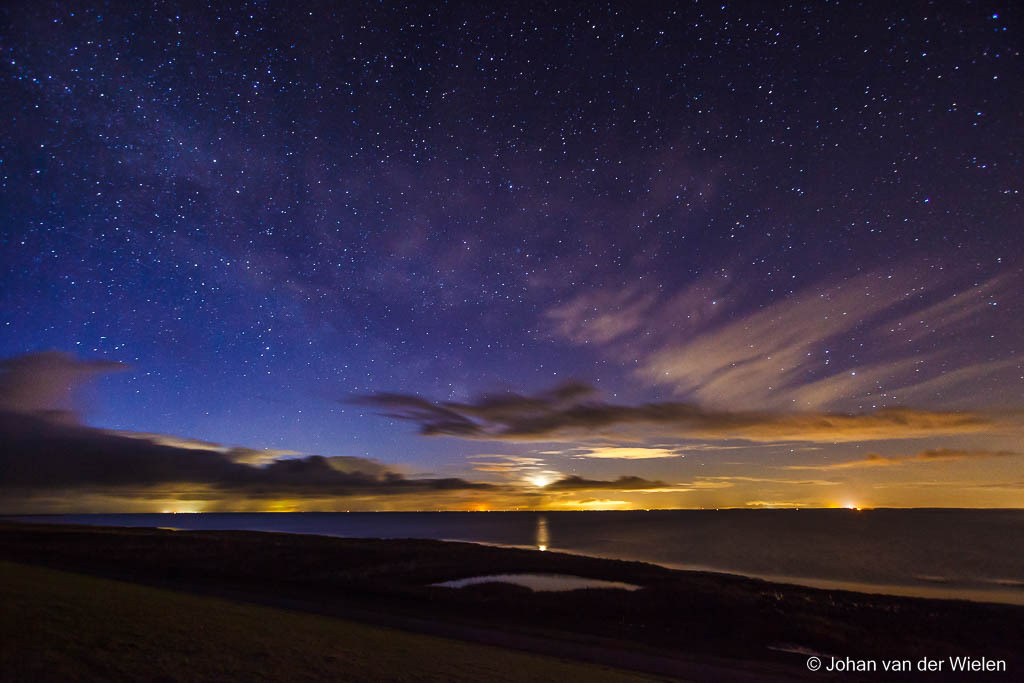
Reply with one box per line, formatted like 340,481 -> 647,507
2,520 -> 1022,681
9,510 -> 1024,607
445,539 -> 1024,607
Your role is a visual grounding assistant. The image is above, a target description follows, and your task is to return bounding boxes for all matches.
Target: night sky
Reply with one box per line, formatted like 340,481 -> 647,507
2,1 -> 1021,512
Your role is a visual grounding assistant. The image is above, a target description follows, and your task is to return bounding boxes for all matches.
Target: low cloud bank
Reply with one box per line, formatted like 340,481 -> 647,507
0,351 -> 488,499
0,411 -> 490,496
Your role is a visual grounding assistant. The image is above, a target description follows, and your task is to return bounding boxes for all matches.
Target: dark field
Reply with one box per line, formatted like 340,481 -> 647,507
1,521 -> 1021,681
0,561 -> 663,682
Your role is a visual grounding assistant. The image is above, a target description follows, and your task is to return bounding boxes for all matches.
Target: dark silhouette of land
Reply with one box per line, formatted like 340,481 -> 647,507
1,521 -> 1021,681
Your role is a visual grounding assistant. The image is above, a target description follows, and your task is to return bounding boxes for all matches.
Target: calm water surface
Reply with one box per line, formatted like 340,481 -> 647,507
11,509 -> 1024,604
434,573 -> 641,592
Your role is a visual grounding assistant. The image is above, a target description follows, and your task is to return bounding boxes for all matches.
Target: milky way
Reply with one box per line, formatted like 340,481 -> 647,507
2,2 -> 1021,511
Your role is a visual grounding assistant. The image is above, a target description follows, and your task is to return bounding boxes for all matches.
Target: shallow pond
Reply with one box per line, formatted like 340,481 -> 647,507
433,573 -> 641,592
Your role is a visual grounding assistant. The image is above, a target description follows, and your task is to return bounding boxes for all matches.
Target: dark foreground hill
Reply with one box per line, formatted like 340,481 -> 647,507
1,521 -> 1021,681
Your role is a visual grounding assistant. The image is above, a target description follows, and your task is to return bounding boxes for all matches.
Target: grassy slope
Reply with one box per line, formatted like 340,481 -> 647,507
3,522 -> 1022,681
0,561 -> 659,682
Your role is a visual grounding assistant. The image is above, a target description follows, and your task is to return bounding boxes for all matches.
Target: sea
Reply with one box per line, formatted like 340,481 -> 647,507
8,509 -> 1024,605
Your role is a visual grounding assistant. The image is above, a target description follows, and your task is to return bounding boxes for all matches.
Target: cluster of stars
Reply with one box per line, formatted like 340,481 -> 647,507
2,2 -> 1019,479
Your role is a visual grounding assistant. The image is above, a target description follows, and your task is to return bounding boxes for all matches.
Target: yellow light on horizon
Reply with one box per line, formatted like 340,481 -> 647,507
161,506 -> 201,514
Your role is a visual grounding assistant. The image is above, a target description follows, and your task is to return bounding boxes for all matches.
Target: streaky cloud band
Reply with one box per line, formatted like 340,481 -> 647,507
355,381 -> 999,444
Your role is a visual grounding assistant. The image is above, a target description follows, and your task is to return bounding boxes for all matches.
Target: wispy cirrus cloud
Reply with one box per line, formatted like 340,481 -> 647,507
785,448 -> 1019,470
467,454 -> 564,488
640,274 -> 1015,410
546,271 -> 1019,412
470,454 -> 546,472
871,479 -> 1024,490
965,480 -> 1024,490
545,286 -> 658,345
544,446 -> 686,459
694,475 -> 841,487
110,431 -> 302,465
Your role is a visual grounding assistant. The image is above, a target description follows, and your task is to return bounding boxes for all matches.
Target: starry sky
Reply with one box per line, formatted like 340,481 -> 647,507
1,1 -> 1021,512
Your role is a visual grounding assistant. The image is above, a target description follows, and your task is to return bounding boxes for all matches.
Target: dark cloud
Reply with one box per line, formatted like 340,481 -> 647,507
545,475 -> 669,491
0,351 -> 127,421
0,411 -> 489,497
356,382 -> 996,443
362,381 -> 599,439
0,351 -> 488,499
914,448 -> 1017,461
